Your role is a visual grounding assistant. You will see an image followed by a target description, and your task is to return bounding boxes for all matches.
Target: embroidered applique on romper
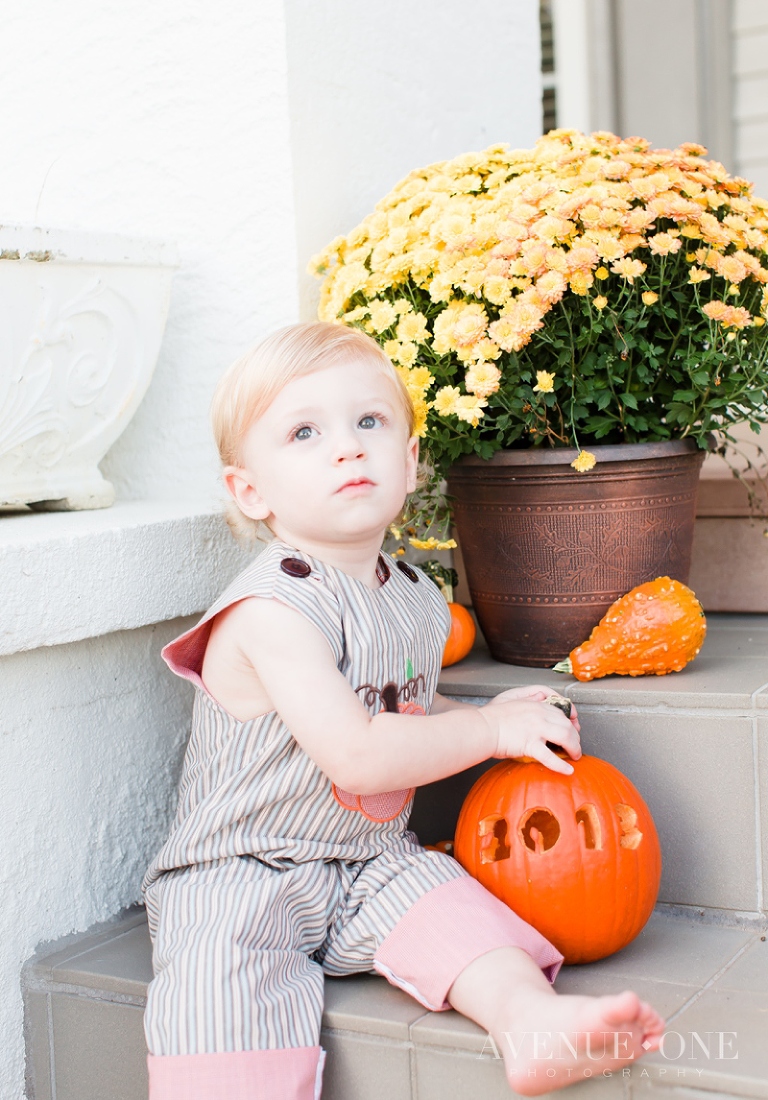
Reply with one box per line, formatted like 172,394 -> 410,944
141,539 -> 563,1100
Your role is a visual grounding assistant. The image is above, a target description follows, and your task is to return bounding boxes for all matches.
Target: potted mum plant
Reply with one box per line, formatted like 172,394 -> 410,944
311,130 -> 768,665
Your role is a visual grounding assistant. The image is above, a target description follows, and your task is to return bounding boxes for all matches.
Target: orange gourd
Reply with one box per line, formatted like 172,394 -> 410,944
454,753 -> 661,964
554,576 -> 706,682
421,559 -> 476,667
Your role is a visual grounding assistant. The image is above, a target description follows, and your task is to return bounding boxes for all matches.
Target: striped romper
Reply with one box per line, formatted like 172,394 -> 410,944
141,538 -> 563,1100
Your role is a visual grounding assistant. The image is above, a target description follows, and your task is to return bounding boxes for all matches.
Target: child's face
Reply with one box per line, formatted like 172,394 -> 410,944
225,356 -> 418,549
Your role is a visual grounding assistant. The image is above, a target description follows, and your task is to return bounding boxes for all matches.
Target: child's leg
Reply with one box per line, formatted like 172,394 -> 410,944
319,839 -> 664,1095
447,946 -> 665,1096
143,859 -> 331,1100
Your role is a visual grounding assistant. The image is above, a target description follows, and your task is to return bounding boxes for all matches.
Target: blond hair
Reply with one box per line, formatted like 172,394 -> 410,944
211,321 -> 415,541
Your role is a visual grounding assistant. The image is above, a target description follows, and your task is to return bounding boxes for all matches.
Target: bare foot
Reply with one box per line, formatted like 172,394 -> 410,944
496,989 -> 665,1095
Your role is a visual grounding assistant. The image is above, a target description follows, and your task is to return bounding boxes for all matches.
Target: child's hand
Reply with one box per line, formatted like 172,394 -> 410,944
490,685 -> 581,732
480,685 -> 581,775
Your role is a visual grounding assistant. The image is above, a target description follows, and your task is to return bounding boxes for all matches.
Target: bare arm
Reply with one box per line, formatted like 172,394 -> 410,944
231,598 -> 581,794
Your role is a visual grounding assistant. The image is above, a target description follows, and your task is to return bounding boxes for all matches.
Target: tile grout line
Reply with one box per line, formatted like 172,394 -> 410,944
754,719 -> 765,912
751,680 -> 767,913
663,938 -> 758,1026
47,990 -> 56,1100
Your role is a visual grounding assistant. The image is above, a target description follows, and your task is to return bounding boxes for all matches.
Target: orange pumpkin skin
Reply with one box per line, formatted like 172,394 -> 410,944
570,576 -> 706,681
442,603 -> 476,667
454,754 -> 661,964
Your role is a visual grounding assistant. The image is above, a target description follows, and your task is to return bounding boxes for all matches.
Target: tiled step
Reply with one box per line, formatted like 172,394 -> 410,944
422,612 -> 768,922
22,906 -> 768,1100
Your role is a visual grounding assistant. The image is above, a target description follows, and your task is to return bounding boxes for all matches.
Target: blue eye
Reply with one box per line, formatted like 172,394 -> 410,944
359,415 -> 378,430
293,425 -> 314,441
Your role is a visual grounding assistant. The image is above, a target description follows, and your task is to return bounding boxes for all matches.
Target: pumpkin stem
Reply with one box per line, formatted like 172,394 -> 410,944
552,657 -> 573,674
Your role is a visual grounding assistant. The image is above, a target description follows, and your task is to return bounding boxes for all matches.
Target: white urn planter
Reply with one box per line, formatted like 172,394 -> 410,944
0,225 -> 178,510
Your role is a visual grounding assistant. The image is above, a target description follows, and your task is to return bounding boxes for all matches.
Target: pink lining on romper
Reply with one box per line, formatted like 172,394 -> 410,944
373,874 -> 564,1011
147,1046 -> 325,1100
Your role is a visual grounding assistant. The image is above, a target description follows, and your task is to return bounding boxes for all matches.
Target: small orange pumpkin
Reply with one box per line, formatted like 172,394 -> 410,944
454,753 -> 661,964
554,576 -> 706,681
421,560 -> 476,667
424,839 -> 455,856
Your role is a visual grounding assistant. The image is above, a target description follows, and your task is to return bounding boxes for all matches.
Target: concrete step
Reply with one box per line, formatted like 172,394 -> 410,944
23,613 -> 768,1099
423,612 -> 768,922
22,905 -> 768,1100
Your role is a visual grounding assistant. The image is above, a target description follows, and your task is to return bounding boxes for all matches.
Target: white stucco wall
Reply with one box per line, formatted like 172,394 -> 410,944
0,0 -> 300,506
285,0 -> 542,320
1,617 -> 196,1099
0,3 -> 542,1097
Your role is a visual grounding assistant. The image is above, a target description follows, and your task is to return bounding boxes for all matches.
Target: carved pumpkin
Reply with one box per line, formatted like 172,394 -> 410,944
454,753 -> 661,964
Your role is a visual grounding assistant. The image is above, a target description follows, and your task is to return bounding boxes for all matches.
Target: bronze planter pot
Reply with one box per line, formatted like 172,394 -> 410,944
447,440 -> 705,667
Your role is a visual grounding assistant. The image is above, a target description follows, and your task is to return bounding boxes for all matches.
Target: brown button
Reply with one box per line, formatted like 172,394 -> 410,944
376,555 -> 391,585
396,560 -> 419,583
280,557 -> 311,578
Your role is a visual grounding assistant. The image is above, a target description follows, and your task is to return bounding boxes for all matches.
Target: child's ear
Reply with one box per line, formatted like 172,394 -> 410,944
405,435 -> 420,494
222,465 -> 271,521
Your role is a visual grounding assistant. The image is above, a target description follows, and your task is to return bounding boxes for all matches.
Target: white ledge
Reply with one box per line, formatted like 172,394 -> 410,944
0,501 -> 255,656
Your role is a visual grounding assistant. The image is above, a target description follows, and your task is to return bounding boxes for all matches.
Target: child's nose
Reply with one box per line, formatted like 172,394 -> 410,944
334,431 -> 366,461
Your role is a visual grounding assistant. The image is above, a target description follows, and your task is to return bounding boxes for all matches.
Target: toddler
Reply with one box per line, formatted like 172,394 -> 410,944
142,321 -> 664,1100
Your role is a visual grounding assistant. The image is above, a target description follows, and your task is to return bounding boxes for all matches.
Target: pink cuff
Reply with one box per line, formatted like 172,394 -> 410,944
147,1047 -> 325,1100
373,875 -> 564,1011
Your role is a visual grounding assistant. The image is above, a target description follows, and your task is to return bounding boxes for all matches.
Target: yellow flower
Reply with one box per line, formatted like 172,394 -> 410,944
394,311 -> 428,346
717,254 -> 748,284
594,295 -> 608,310
702,301 -> 752,328
411,396 -> 429,436
648,233 -> 682,256
393,298 -> 413,315
533,370 -> 555,393
571,450 -> 597,472
569,270 -> 594,295
703,300 -> 728,322
454,394 -> 488,426
396,341 -> 419,368
642,291 -> 659,305
465,362 -> 502,397
408,536 -> 457,550
429,275 -> 454,303
368,299 -> 398,333
536,270 -> 568,303
489,303 -> 545,352
402,365 -> 434,391
452,303 -> 489,347
688,267 -> 710,284
566,245 -> 599,273
754,317 -> 766,327
610,257 -> 647,283
595,266 -> 610,281
470,337 -> 502,362
433,385 -> 462,416
483,275 -> 512,305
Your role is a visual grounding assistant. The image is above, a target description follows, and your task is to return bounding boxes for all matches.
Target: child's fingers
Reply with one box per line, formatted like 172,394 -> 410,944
491,685 -> 553,704
540,715 -> 582,760
529,741 -> 575,775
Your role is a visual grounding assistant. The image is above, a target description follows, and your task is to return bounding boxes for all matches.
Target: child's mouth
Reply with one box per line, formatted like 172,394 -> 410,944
337,478 -> 374,494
